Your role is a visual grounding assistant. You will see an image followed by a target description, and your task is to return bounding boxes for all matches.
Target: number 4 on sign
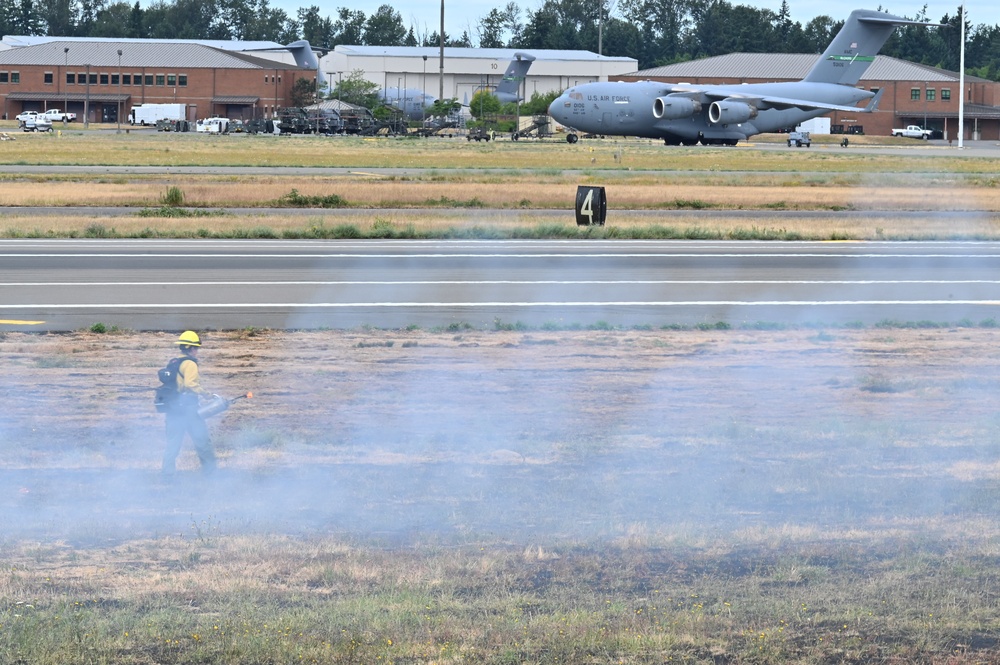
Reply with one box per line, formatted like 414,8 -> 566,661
580,188 -> 595,224
575,186 -> 606,226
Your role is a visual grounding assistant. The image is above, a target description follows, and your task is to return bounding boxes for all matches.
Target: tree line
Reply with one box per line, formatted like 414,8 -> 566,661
3,0 -> 1000,81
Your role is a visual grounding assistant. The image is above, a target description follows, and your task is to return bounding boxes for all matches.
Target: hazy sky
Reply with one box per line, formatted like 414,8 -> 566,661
270,1 -> 997,44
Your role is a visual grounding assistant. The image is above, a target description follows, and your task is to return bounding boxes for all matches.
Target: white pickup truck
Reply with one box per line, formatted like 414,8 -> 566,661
891,125 -> 932,139
42,108 -> 76,122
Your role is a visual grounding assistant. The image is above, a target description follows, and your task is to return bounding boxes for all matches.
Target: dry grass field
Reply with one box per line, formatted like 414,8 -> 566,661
3,130 -> 1000,240
4,131 -> 1000,663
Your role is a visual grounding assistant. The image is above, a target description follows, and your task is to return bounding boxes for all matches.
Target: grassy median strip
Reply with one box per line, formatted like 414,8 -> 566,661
1,129 -> 999,172
3,212 -> 999,240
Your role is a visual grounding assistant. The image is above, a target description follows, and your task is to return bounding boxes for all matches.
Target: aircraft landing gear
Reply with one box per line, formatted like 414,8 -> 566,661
566,133 -> 579,144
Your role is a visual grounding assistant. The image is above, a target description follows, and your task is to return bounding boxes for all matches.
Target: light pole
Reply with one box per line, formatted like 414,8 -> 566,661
923,81 -> 927,129
422,55 -> 428,125
958,2 -> 966,147
63,47 -> 69,114
84,63 -> 90,129
116,49 -> 122,133
439,0 -> 444,100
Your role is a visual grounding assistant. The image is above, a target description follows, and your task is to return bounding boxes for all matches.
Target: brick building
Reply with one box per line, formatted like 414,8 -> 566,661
616,54 -> 1000,141
0,39 -> 316,124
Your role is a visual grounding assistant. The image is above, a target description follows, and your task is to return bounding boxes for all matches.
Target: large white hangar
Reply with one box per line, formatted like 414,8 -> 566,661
323,46 -> 637,104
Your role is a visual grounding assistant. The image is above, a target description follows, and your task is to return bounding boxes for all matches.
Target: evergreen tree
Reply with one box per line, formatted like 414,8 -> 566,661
290,76 -> 316,106
6,0 -> 45,34
332,7 -> 366,45
91,1 -> 133,36
39,0 -> 79,35
128,0 -> 143,36
298,5 -> 334,50
363,4 -> 406,45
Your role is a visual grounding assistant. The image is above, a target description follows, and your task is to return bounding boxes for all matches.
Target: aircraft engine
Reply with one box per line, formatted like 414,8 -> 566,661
652,95 -> 702,120
708,99 -> 758,125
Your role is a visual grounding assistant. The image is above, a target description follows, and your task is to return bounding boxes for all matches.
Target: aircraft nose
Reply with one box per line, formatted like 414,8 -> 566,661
547,95 -> 565,119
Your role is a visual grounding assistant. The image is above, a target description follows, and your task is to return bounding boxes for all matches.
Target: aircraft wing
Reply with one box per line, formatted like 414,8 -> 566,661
740,90 -> 884,114
658,84 -> 883,114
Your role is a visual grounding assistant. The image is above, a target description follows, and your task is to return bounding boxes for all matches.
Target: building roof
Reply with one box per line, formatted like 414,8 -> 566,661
333,45 -> 635,63
631,53 -> 989,83
6,91 -> 128,102
309,100 -> 366,112
0,40 -> 307,70
2,35 -> 286,51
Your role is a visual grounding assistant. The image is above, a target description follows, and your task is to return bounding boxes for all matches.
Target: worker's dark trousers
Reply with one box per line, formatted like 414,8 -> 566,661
163,408 -> 216,474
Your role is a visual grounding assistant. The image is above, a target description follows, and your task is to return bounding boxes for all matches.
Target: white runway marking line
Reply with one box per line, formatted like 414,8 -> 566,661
6,252 -> 1000,259
5,280 -> 1000,287
5,301 -> 1000,309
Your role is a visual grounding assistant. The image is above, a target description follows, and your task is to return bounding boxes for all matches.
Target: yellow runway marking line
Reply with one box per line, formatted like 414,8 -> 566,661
0,319 -> 46,325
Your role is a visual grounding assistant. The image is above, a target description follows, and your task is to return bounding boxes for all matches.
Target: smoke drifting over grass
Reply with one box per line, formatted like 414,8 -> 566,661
3,326 -> 1000,546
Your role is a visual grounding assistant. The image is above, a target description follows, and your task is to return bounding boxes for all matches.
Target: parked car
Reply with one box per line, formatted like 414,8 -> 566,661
15,110 -> 39,123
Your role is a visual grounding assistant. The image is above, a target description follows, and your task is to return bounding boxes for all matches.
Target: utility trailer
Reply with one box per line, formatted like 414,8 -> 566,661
130,103 -> 187,126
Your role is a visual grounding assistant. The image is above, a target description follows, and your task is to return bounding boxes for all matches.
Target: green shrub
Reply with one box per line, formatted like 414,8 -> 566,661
277,189 -> 348,208
161,186 -> 185,206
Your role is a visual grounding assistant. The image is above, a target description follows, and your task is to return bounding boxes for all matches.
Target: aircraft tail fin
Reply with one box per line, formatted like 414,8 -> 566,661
494,52 -> 535,103
804,10 -> 933,85
285,40 -> 327,86
863,87 -> 886,112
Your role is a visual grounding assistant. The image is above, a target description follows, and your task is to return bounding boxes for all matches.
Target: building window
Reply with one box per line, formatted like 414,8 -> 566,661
0,72 -> 7,83
910,87 -> 920,101
44,72 -> 54,84
178,74 -> 187,86
144,74 -> 153,86
941,88 -> 951,101
134,73 -> 142,85
277,75 -> 281,83
88,73 -> 97,84
100,73 -> 109,85
122,74 -> 131,85
67,72 -> 74,85
167,74 -> 176,86
111,74 -> 119,85
264,75 -> 270,83
155,74 -> 165,86
926,88 -> 936,101
76,73 -> 86,84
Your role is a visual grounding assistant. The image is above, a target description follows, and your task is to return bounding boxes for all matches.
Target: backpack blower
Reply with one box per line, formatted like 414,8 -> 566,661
197,392 -> 253,419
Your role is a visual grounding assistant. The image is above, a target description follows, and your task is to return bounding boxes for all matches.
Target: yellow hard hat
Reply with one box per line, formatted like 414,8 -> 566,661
175,330 -> 201,347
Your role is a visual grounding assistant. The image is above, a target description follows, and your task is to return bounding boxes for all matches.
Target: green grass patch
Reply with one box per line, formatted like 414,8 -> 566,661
136,207 -> 224,218
275,188 -> 348,208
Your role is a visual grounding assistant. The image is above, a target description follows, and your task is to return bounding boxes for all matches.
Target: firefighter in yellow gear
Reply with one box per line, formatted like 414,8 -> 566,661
162,331 -> 217,474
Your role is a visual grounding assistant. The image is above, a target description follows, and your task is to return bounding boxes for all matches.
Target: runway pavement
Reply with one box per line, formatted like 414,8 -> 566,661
4,238 -> 1000,331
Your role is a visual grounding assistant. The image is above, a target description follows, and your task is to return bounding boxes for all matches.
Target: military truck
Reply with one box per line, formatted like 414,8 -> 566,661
786,131 -> 811,147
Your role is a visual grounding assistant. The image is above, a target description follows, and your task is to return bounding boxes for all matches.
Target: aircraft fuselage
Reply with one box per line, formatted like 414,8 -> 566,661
548,80 -> 872,144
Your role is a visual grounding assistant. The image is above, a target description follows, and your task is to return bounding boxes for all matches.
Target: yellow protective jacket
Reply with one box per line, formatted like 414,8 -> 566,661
175,357 -> 207,395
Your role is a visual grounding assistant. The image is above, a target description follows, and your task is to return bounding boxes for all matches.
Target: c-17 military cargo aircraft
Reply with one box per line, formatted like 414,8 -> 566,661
381,52 -> 537,121
548,9 -> 929,146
